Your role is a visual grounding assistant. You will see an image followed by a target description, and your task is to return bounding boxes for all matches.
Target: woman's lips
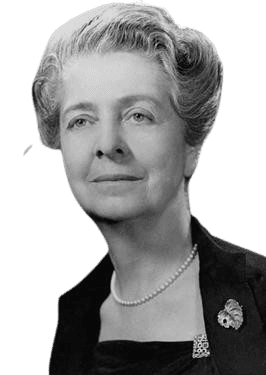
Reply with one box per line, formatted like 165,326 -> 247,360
92,174 -> 142,182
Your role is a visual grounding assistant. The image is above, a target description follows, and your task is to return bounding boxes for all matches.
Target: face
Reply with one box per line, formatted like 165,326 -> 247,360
59,52 -> 197,221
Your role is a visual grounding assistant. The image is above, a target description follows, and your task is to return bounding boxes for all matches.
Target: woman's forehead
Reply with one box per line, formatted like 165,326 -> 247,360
60,52 -> 173,110
62,51 -> 164,76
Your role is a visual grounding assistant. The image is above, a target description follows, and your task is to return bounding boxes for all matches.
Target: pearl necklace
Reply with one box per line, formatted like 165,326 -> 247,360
110,243 -> 198,307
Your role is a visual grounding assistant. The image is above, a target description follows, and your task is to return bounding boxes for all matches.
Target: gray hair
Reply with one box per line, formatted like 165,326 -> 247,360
32,2 -> 223,149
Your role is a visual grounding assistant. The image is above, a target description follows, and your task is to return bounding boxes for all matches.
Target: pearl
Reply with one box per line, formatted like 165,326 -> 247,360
110,243 -> 198,307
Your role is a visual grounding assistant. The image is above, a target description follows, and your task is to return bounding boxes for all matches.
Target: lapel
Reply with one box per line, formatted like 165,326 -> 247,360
191,216 -> 266,374
78,216 -> 266,374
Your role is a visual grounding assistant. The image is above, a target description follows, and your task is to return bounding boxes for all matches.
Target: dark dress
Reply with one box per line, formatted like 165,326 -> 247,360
90,334 -> 220,374
50,217 -> 266,374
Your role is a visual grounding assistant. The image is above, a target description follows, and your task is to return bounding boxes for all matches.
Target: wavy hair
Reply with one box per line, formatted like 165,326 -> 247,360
32,2 -> 223,149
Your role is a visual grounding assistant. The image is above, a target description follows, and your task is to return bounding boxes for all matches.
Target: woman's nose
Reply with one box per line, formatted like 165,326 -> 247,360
94,120 -> 131,162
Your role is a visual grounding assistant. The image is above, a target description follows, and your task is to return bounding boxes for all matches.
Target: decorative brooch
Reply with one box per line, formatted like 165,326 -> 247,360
217,299 -> 243,330
192,333 -> 210,358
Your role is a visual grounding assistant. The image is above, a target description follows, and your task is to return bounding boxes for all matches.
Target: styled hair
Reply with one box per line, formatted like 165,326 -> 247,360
32,2 -> 223,150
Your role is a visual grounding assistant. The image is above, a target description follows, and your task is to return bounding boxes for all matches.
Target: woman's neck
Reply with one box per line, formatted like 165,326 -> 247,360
92,200 -> 193,301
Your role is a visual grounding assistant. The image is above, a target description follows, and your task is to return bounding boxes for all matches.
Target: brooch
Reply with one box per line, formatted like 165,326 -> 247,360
192,333 -> 210,358
217,299 -> 243,330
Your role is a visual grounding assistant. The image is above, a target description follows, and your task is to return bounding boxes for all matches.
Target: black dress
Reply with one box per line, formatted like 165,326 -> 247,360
89,334 -> 220,374
50,217 -> 266,374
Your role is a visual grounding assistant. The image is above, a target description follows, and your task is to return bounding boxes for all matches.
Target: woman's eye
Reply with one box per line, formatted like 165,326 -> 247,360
68,118 -> 93,129
75,119 -> 88,127
133,113 -> 145,122
128,112 -> 153,124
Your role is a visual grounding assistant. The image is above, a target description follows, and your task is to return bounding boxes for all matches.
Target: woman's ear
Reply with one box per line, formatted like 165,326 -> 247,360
184,144 -> 201,179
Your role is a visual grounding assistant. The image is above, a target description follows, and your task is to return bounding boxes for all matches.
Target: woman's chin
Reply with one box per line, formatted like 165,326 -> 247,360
83,200 -> 147,222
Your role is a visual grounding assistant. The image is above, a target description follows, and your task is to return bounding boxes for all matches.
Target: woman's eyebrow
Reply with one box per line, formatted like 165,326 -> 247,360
62,102 -> 97,119
62,95 -> 162,119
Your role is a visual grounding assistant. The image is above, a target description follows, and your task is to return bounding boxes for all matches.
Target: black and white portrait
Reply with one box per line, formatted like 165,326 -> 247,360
3,1 -> 266,374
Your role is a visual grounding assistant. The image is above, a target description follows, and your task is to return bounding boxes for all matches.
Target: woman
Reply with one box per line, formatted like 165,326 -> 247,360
32,3 -> 266,374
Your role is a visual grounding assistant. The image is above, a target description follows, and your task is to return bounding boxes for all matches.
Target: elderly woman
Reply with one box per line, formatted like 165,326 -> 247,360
32,3 -> 266,374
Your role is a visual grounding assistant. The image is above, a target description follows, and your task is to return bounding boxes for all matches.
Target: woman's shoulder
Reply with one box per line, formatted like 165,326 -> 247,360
212,235 -> 266,276
191,215 -> 266,274
58,254 -> 112,314
192,215 -> 266,277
